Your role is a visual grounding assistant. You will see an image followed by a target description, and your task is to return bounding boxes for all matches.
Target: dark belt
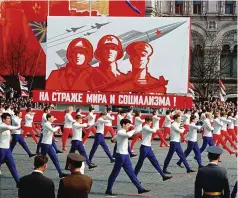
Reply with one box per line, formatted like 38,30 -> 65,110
203,192 -> 222,196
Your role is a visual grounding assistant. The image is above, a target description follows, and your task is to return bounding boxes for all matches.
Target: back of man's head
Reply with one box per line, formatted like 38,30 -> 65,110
34,155 -> 48,171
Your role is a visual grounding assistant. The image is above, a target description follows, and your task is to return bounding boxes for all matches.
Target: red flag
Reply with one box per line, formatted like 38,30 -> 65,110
21,91 -> 29,97
188,82 -> 195,90
219,80 -> 226,90
18,73 -> 25,82
0,75 -> 6,83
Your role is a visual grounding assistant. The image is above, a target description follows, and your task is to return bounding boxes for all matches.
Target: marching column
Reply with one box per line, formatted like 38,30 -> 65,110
10,110 -> 36,158
163,114 -> 196,174
41,113 -> 68,178
106,118 -> 150,196
0,113 -> 20,184
176,115 -> 203,168
135,116 -> 172,181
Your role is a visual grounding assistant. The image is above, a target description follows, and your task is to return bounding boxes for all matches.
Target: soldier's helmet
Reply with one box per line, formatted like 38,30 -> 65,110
66,38 -> 94,65
126,41 -> 153,57
94,35 -> 123,61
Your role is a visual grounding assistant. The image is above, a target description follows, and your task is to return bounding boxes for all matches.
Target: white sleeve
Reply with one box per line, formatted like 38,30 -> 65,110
137,117 -> 145,123
144,126 -> 156,133
153,116 -> 160,121
203,121 -> 214,131
98,119 -> 110,124
171,124 -> 184,134
73,123 -> 87,129
220,117 -> 231,124
118,130 -> 135,138
66,114 -> 75,122
214,119 -> 223,127
190,125 -> 202,130
0,125 -> 19,132
45,124 -> 60,133
106,115 -> 115,121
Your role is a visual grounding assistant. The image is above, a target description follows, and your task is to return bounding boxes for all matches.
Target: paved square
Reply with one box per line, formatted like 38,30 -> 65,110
0,134 -> 237,198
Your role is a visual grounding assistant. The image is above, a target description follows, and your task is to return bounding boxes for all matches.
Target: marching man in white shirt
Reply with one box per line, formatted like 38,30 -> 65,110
134,117 -> 172,181
213,112 -> 236,155
227,111 -> 237,143
0,113 -> 21,184
10,110 -> 36,158
62,106 -> 75,151
23,108 -> 38,144
41,113 -> 68,178
105,119 -> 150,196
151,110 -> 169,147
82,107 -> 97,145
36,107 -> 62,154
112,110 -> 136,158
176,115 -> 203,168
199,113 -> 215,154
88,112 -> 115,164
163,114 -> 196,174
104,108 -> 115,138
162,110 -> 173,139
65,115 -> 97,170
131,110 -> 144,153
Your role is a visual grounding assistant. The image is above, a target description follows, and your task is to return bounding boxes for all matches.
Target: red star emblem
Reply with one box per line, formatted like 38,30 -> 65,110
106,36 -> 113,42
156,29 -> 161,35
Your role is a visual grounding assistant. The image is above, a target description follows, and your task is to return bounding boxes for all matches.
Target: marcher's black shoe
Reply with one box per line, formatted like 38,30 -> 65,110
198,165 -> 204,168
65,166 -> 69,170
187,169 -> 196,173
105,190 -> 116,197
56,150 -> 63,154
163,175 -> 172,181
29,153 -> 37,158
163,170 -> 171,174
89,163 -> 97,169
110,158 -> 115,163
176,162 -> 184,168
130,153 -> 137,158
59,173 -> 69,178
36,151 -> 40,155
138,189 -> 150,194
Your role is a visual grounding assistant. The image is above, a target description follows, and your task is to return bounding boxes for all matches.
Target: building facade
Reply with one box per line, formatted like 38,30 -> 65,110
145,0 -> 237,93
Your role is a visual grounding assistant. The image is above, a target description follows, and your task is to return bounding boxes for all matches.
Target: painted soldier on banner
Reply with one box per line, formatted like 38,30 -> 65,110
90,35 -> 128,88
46,38 -> 95,91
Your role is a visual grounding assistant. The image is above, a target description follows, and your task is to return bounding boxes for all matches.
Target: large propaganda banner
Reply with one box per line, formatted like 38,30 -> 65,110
33,90 -> 193,108
45,17 -> 190,94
